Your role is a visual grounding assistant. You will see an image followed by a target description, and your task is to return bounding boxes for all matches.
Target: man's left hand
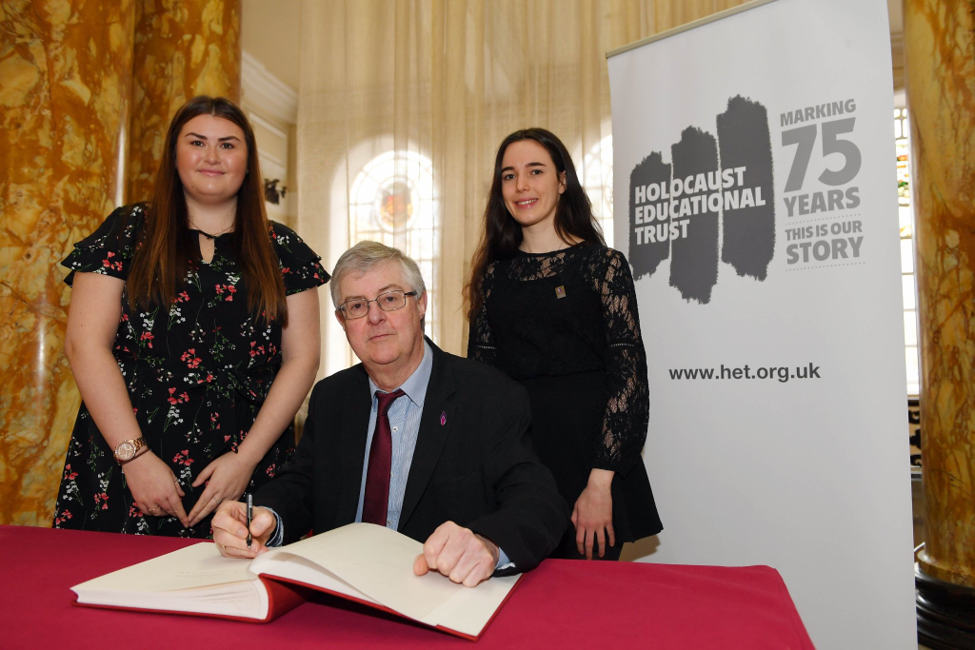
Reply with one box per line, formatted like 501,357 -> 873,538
413,521 -> 499,587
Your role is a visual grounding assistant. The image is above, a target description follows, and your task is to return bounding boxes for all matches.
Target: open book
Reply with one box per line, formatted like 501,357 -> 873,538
71,522 -> 520,640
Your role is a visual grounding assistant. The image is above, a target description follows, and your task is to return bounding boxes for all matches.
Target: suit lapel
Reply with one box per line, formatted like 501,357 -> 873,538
329,366 -> 372,528
399,342 -> 456,531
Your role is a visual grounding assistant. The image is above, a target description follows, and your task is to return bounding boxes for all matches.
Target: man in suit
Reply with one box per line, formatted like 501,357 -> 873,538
212,241 -> 567,586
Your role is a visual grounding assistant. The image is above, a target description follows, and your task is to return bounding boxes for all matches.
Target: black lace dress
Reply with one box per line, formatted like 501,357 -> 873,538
468,242 -> 662,557
52,204 -> 329,537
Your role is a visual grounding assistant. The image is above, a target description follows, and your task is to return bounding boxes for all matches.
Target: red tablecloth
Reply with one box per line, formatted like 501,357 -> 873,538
0,525 -> 813,648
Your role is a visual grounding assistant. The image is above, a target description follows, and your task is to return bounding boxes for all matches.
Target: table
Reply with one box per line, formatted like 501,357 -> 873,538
0,525 -> 813,649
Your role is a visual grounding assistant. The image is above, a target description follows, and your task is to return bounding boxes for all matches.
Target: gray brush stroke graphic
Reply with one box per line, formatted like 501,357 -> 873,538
629,151 -> 672,280
670,126 -> 719,304
717,96 -> 775,280
625,96 -> 776,304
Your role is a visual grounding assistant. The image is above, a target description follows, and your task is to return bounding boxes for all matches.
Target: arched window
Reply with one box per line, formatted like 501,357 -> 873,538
348,149 -> 440,341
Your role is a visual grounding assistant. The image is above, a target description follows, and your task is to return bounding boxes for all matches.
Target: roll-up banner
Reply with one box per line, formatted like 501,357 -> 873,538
608,0 -> 915,647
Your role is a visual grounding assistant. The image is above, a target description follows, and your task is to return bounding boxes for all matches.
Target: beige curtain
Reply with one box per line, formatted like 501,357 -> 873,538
297,0 -> 748,376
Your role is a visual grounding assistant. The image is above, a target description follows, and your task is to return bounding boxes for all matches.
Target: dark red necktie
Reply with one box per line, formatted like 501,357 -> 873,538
362,389 -> 405,526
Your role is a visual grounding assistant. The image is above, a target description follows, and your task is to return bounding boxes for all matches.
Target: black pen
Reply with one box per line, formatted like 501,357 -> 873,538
246,493 -> 253,549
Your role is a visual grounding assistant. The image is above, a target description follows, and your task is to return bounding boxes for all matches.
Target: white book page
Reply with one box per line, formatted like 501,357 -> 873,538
419,574 -> 519,637
71,543 -> 267,619
255,523 -> 518,636
248,552 -> 373,602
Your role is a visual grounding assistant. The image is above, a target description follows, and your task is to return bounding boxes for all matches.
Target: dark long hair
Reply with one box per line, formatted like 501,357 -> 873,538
126,96 -> 287,324
465,127 -> 604,320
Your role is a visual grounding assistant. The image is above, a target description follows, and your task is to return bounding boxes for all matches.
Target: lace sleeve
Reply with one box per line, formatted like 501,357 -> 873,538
591,249 -> 650,474
466,264 -> 499,367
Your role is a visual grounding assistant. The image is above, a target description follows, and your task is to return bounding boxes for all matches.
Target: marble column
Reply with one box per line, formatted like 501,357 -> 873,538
0,0 -> 135,525
906,0 -> 975,646
126,0 -> 242,203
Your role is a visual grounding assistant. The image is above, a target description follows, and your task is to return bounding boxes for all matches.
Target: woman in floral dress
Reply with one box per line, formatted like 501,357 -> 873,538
53,96 -> 328,537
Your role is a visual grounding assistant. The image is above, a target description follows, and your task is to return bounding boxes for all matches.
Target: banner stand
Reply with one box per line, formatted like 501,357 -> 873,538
607,1 -> 916,647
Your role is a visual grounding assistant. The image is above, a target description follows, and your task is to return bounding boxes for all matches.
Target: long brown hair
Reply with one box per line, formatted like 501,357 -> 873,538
126,96 -> 287,324
464,127 -> 604,320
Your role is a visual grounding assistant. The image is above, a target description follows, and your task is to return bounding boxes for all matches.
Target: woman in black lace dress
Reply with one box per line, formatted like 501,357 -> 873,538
466,128 -> 661,560
52,96 -> 328,537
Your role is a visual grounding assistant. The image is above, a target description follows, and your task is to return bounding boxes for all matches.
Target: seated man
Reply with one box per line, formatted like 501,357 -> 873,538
213,241 -> 568,586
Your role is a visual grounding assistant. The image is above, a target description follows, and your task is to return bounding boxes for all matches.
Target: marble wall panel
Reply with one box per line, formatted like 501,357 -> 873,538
0,0 -> 135,526
126,0 -> 242,203
906,0 -> 975,588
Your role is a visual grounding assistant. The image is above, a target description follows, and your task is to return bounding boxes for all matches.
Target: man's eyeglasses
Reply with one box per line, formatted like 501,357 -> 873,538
337,290 -> 418,320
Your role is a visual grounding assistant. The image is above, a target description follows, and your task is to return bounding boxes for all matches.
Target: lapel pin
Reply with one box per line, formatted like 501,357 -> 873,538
440,412 -> 446,426
555,285 -> 566,299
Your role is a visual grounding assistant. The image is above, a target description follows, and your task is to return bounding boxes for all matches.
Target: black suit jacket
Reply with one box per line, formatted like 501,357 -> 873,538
257,339 -> 568,572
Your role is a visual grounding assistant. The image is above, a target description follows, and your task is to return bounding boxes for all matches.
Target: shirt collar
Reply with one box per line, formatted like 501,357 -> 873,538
368,339 -> 432,409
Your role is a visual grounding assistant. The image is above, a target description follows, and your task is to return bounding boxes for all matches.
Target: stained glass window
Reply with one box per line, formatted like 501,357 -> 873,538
349,150 -> 440,342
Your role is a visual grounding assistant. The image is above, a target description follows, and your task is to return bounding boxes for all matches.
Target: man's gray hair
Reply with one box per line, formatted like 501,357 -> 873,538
330,240 -> 427,309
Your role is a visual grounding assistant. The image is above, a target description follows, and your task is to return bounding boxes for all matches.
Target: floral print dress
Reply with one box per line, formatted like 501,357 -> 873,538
52,204 -> 328,537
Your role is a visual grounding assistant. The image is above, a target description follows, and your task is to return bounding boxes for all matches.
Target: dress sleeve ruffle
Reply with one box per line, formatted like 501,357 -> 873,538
61,203 -> 147,286
269,221 -> 330,295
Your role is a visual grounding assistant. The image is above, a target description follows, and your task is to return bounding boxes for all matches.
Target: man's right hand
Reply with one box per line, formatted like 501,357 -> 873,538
211,500 -> 277,559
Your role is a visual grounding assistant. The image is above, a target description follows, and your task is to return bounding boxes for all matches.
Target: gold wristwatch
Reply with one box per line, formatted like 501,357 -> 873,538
114,437 -> 147,464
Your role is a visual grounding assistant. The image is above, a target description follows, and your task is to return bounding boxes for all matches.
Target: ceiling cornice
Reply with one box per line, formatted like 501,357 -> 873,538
241,50 -> 298,125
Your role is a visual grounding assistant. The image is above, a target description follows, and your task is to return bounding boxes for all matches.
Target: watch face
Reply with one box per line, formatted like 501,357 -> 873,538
117,441 -> 136,461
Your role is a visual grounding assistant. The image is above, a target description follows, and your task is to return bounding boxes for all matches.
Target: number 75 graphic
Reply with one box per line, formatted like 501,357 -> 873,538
782,118 -> 862,192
